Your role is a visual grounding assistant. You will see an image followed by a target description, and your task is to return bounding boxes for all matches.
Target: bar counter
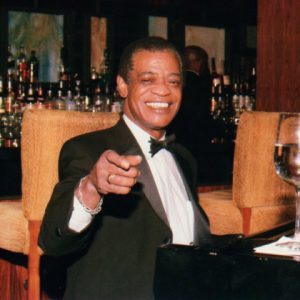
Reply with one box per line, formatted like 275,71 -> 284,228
154,221 -> 298,300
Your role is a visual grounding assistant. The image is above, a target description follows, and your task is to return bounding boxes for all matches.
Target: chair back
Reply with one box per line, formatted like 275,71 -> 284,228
21,109 -> 120,220
233,111 -> 295,208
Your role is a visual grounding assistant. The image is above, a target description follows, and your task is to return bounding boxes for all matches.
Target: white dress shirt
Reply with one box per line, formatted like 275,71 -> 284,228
68,115 -> 195,245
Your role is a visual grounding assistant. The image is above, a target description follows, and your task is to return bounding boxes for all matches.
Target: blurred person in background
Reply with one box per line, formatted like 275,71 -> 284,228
168,45 -> 213,183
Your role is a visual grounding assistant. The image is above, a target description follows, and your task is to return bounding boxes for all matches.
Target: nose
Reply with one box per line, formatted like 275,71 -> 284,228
151,81 -> 171,97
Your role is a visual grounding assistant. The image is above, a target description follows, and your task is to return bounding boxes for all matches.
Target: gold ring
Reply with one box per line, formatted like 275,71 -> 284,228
107,174 -> 114,184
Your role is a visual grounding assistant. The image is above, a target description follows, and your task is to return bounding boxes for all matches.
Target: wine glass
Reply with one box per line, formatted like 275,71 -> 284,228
274,113 -> 300,246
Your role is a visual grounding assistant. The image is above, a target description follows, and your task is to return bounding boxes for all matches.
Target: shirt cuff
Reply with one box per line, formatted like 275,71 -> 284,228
68,195 -> 95,232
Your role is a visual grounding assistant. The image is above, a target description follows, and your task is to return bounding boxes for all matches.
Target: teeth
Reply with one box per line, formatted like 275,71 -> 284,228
146,102 -> 169,108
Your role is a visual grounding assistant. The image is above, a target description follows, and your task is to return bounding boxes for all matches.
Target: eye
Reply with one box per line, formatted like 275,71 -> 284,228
169,79 -> 181,87
141,78 -> 153,85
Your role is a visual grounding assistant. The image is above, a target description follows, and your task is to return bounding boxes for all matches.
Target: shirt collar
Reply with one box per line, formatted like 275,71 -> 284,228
123,114 -> 165,159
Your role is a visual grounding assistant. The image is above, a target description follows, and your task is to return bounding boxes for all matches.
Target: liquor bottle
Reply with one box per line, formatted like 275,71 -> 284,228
44,84 -> 54,110
210,84 -> 226,143
16,79 -> 26,112
212,77 -> 221,90
58,46 -> 71,82
35,83 -> 45,109
3,125 -> 14,148
54,90 -> 65,110
99,49 -> 110,92
210,84 -> 218,118
83,94 -> 91,112
16,46 -> 28,82
231,83 -> 241,126
248,67 -> 256,110
82,86 -> 92,111
93,94 -> 102,112
71,73 -> 80,95
5,78 -> 15,111
57,79 -> 67,101
3,80 -> 16,148
73,79 -> 83,111
102,81 -> 112,112
223,75 -> 232,100
0,77 -> 5,114
211,57 -> 221,83
28,50 -> 39,83
216,84 -> 226,124
238,83 -> 246,112
223,75 -> 236,141
64,87 -> 76,111
243,82 -> 252,111
90,67 -> 99,98
91,76 -> 103,112
25,83 -> 36,110
7,45 -> 15,80
58,63 -> 65,81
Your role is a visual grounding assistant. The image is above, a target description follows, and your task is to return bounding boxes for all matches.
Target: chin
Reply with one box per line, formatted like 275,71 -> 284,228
150,121 -> 173,131
150,114 -> 175,125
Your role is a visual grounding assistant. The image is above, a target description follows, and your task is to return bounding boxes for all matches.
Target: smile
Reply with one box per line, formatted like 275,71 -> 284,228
146,102 -> 170,109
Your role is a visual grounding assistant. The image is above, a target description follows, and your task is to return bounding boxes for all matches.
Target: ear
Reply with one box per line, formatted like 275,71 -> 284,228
116,75 -> 129,98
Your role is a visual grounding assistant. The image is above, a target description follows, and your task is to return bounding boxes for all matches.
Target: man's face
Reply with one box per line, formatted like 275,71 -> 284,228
118,50 -> 182,139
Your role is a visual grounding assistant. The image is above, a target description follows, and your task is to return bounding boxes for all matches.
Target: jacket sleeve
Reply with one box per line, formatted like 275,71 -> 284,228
38,137 -> 102,257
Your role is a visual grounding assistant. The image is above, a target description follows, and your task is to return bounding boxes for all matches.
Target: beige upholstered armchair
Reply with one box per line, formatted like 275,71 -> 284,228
199,111 -> 296,236
0,109 -> 120,299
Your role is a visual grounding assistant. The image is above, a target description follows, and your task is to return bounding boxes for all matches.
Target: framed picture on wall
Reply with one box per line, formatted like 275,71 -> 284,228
91,16 -> 107,74
185,25 -> 225,74
8,11 -> 64,82
148,16 -> 168,39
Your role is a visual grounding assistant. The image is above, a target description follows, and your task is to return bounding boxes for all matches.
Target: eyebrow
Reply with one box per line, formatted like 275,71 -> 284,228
137,71 -> 182,78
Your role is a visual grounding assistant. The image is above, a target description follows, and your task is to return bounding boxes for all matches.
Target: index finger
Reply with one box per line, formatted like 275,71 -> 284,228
106,150 -> 142,170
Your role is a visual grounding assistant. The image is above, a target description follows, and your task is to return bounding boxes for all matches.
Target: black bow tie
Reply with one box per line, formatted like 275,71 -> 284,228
149,134 -> 176,157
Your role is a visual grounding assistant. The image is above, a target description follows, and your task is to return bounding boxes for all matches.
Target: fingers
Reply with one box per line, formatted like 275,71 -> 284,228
106,150 -> 142,170
107,173 -> 137,188
89,150 -> 143,195
106,174 -> 137,195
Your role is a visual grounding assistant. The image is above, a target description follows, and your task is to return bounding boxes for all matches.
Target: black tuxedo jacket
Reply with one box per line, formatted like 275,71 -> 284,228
39,118 -> 211,300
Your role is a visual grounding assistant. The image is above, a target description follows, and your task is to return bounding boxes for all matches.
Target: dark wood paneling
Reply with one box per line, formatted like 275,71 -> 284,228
257,0 -> 300,112
0,251 -> 27,300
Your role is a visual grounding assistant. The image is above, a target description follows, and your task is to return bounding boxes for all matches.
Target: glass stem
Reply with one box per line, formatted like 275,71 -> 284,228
295,188 -> 300,240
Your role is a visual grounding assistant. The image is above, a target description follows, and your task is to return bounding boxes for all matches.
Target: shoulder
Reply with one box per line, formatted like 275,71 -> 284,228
173,143 -> 198,191
184,70 -> 201,83
62,125 -> 115,151
175,143 -> 196,163
62,118 -> 128,150
174,143 -> 197,172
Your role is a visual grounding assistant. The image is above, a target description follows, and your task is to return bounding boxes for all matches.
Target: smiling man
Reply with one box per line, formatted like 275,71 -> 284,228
39,36 -> 211,300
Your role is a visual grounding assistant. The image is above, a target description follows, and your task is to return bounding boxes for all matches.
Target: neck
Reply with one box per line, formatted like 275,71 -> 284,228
123,114 -> 165,140
148,128 -> 166,140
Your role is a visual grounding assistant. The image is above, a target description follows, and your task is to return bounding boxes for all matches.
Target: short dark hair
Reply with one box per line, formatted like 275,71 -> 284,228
118,36 -> 183,82
184,45 -> 210,75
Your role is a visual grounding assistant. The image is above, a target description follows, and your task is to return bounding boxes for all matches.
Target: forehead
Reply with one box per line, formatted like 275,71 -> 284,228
131,50 -> 181,73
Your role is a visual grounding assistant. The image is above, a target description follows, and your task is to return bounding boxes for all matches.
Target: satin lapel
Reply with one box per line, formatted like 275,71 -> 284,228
116,119 -> 170,228
172,147 -> 211,245
138,157 -> 170,227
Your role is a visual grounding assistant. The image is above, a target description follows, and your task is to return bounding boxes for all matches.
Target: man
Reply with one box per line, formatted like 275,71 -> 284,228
39,37 -> 210,300
168,45 -> 213,182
